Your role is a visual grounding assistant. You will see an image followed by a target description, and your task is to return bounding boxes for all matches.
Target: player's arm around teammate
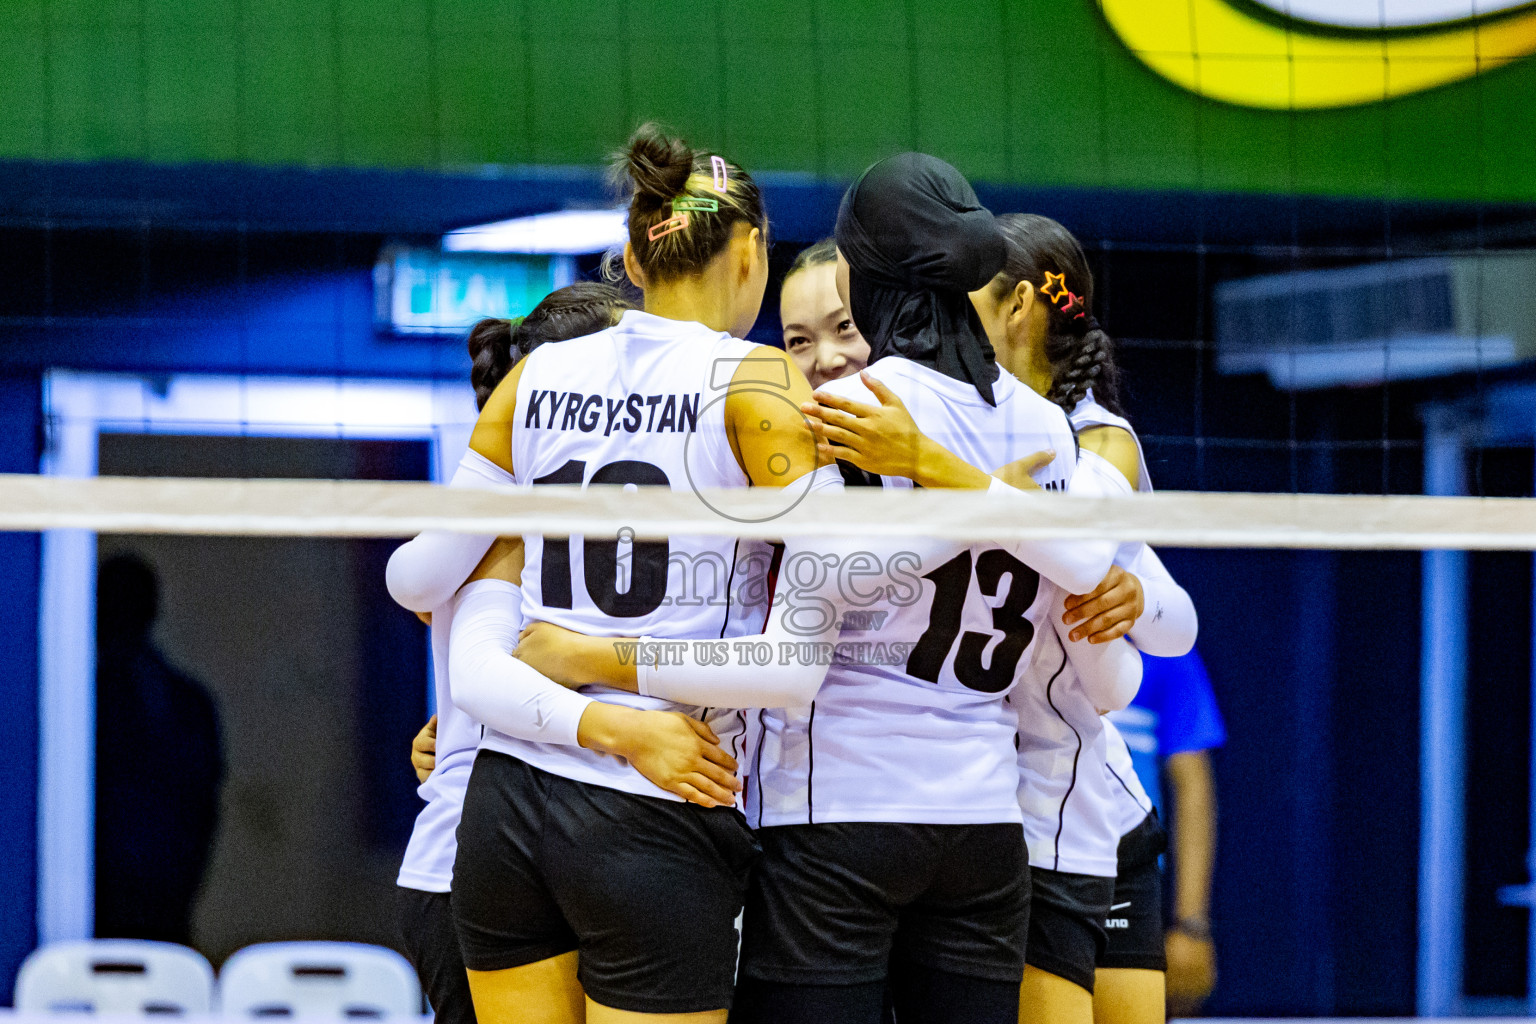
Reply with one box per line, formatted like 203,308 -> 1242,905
396,291 -> 670,1024
443,127 -> 835,1024
800,370 -> 1149,650
449,537 -> 744,808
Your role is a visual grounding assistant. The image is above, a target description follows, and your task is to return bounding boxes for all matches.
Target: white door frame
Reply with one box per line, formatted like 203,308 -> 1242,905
37,369 -> 476,943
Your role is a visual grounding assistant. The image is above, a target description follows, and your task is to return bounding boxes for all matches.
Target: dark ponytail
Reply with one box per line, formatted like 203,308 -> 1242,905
465,282 -> 637,410
609,122 -> 767,284
467,318 -> 517,411
993,213 -> 1123,417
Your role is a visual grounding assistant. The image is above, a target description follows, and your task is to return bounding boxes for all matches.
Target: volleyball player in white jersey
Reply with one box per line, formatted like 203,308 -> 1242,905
974,213 -> 1197,1024
398,284 -> 696,1024
397,126 -> 840,1024
514,154 -> 1141,1024
810,212 -> 1197,1024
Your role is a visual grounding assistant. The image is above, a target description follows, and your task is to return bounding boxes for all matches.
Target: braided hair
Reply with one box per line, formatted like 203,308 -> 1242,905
465,281 -> 637,410
992,213 -> 1123,417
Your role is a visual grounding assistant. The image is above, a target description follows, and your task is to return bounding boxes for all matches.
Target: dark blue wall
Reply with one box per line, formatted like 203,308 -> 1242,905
0,236 -> 469,382
1160,545 -> 1423,1015
0,372 -> 41,1002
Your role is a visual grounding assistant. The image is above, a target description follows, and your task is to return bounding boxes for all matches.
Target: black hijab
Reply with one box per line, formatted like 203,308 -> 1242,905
834,152 -> 1006,405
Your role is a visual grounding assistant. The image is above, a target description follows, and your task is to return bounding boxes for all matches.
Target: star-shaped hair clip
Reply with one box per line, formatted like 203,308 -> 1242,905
1040,271 -> 1069,304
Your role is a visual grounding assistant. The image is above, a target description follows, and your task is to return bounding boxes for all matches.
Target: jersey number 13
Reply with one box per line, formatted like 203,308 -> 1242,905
907,549 -> 1040,693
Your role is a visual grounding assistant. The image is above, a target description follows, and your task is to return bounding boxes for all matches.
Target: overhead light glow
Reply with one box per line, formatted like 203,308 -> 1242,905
443,209 -> 629,255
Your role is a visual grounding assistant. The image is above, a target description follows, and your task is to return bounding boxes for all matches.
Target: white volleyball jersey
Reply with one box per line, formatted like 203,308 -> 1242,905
1067,392 -> 1159,844
1103,716 -> 1155,837
1015,613 -> 1123,877
752,358 -> 1081,828
1068,391 -> 1151,494
397,599 -> 484,892
481,310 -> 774,801
1068,393 -> 1151,583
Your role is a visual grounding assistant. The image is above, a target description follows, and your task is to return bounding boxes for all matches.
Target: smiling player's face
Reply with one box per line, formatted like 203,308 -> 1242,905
780,261 -> 871,389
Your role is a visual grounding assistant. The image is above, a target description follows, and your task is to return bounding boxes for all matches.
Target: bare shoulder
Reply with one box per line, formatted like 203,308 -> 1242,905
468,357 -> 529,475
724,344 -> 821,484
725,343 -> 815,415
1077,424 -> 1140,489
726,343 -> 809,393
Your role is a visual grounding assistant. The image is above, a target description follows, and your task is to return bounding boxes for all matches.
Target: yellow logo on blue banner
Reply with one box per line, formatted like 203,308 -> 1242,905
1099,0 -> 1536,108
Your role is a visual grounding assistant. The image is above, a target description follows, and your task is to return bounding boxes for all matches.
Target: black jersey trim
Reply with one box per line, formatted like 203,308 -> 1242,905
719,538 -> 740,638
730,708 -> 746,763
836,459 -> 884,488
1044,647 -> 1082,873
805,700 -> 817,825
752,708 -> 767,829
1107,762 -> 1152,815
764,542 -> 785,611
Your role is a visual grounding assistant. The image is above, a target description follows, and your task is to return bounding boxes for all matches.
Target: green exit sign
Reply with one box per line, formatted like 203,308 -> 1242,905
375,246 -> 576,336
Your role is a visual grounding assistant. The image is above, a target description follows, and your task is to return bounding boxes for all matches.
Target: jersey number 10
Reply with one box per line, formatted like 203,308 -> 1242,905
534,458 -> 672,617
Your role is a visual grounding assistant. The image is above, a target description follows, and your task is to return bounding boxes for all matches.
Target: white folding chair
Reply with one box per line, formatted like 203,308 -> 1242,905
14,939 -> 216,1015
219,942 -> 421,1019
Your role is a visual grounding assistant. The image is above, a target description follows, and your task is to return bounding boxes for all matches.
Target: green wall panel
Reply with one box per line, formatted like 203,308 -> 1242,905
240,28 -> 341,166
0,30 -> 49,160
145,30 -> 242,163
0,0 -> 1531,201
435,30 -> 527,166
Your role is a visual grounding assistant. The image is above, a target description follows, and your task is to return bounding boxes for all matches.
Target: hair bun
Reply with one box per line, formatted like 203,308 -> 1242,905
623,123 -> 694,209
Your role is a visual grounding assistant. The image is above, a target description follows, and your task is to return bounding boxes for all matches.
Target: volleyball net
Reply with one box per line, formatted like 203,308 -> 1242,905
17,441 -> 1533,1001
3,471 -> 1535,549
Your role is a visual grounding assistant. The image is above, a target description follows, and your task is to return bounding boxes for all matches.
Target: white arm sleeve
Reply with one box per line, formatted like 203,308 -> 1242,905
447,579 -> 594,746
1073,449 -> 1199,657
1121,544 -> 1198,658
385,450 -> 514,613
985,468 -> 1118,596
1051,593 -> 1143,713
638,465 -> 846,709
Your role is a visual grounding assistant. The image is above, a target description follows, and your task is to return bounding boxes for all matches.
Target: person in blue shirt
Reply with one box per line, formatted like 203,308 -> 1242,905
1108,648 -> 1226,1016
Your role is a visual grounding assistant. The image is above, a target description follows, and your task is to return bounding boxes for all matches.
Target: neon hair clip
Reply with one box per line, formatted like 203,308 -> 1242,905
1040,271 -> 1069,304
673,196 -> 719,213
648,213 -> 689,241
710,155 -> 728,193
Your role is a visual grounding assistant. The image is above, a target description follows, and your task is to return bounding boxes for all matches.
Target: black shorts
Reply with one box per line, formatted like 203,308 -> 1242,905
1024,869 -> 1115,992
397,887 -> 473,1024
451,750 -> 759,1015
738,822 -> 1030,986
1098,812 -> 1168,972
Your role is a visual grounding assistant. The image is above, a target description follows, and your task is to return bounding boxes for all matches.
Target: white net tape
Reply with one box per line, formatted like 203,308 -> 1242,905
2,473 -> 1534,549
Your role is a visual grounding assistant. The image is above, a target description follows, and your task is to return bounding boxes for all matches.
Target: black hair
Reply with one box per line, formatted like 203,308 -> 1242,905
785,237 -> 838,283
609,122 -> 767,284
993,213 -> 1124,417
466,282 -> 637,409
